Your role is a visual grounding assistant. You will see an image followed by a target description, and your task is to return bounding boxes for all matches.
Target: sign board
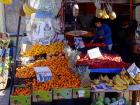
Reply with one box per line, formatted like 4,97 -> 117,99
39,39 -> 50,45
87,47 -> 102,59
32,21 -> 46,40
34,67 -> 52,82
127,63 -> 140,78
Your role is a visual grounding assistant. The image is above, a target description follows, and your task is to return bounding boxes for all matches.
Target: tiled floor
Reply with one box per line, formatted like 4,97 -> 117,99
0,88 -> 10,105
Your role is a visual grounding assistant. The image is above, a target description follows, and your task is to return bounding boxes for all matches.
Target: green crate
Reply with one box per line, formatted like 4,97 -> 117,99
73,88 -> 90,99
53,88 -> 72,100
10,85 -> 32,105
32,90 -> 52,103
10,95 -> 31,105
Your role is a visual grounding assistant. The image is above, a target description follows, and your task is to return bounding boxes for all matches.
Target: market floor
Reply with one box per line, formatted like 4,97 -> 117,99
0,88 -> 10,105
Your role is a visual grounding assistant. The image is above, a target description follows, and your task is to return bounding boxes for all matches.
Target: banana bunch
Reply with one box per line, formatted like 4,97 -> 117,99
99,75 -> 110,83
23,3 -> 37,16
91,79 -> 100,85
113,75 -> 129,91
0,0 -> 12,5
102,9 -> 109,19
96,9 -> 103,18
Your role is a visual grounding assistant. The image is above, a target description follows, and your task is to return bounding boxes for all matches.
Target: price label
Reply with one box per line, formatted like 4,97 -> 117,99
78,90 -> 85,98
87,47 -> 102,59
39,39 -> 50,45
32,22 -> 46,40
127,63 -> 140,78
34,67 -> 52,82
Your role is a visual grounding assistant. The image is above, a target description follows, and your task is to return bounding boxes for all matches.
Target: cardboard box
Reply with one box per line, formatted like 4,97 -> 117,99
73,88 -> 90,99
53,89 -> 72,100
32,90 -> 52,103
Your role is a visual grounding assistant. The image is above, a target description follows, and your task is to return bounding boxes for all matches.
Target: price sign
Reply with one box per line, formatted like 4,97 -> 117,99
34,67 -> 52,82
39,39 -> 50,45
32,21 -> 46,40
87,47 -> 102,59
127,63 -> 140,78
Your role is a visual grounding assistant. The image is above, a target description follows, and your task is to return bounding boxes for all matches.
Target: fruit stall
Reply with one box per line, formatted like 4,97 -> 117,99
0,0 -> 140,105
8,39 -> 140,105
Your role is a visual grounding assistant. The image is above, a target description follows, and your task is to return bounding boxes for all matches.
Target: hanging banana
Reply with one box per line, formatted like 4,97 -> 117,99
23,3 -> 37,16
0,0 -> 13,5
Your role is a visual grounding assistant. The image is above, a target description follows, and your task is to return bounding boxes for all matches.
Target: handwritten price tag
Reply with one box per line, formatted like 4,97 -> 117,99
127,63 -> 140,78
87,47 -> 102,59
34,67 -> 52,82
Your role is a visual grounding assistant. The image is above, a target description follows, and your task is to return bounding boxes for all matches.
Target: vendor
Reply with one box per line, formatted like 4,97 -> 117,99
92,18 -> 113,50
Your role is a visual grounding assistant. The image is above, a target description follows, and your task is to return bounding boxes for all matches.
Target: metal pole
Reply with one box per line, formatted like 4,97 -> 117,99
13,16 -> 21,82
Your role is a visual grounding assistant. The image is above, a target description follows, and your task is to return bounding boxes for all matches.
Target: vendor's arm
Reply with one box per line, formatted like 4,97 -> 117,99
91,28 -> 103,42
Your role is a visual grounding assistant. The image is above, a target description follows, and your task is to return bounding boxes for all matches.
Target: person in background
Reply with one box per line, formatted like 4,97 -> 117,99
92,18 -> 113,51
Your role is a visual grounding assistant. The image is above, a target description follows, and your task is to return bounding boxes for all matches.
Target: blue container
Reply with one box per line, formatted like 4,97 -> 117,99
90,68 -> 122,73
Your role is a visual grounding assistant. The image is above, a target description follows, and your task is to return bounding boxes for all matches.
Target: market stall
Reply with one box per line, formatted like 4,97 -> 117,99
0,0 -> 140,105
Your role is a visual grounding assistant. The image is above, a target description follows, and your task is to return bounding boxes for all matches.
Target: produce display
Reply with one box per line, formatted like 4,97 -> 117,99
91,96 -> 129,105
12,87 -> 31,96
22,42 -> 64,57
91,69 -> 140,91
77,53 -> 130,68
84,43 -> 106,48
16,57 -> 80,91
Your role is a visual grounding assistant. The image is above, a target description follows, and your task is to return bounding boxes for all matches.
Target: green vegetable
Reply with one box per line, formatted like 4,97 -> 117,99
95,101 -> 104,105
96,96 -> 104,102
104,97 -> 111,105
111,98 -> 117,103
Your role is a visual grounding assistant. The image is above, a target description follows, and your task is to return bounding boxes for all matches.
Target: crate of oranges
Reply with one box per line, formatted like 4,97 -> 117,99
10,85 -> 32,105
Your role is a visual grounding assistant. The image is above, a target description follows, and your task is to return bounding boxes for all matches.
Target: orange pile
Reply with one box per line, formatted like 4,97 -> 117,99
16,67 -> 36,78
13,87 -> 31,96
22,42 -> 64,57
16,57 -> 80,91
